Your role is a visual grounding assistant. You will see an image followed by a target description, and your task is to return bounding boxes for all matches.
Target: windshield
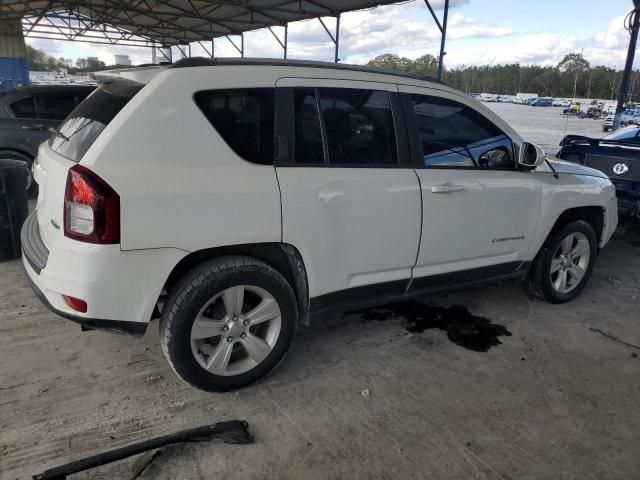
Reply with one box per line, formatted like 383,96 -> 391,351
604,126 -> 640,141
48,80 -> 143,162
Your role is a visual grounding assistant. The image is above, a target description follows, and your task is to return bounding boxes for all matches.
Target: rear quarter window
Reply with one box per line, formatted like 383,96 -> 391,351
194,88 -> 275,165
49,81 -> 142,162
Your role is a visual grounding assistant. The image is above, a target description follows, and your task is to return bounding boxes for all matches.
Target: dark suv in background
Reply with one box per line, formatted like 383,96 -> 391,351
0,84 -> 94,194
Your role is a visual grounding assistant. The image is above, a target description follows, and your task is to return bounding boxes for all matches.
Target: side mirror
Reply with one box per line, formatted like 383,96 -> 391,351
517,142 -> 545,170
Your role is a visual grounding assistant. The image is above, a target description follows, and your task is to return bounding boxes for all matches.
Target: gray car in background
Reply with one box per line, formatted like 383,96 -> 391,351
0,84 -> 94,194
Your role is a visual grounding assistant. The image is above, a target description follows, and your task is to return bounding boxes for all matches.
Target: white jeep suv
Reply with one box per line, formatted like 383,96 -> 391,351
21,58 -> 618,392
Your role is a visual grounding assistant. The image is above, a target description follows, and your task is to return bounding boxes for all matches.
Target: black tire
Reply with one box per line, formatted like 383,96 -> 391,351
160,256 -> 298,392
528,220 -> 597,304
0,150 -> 37,196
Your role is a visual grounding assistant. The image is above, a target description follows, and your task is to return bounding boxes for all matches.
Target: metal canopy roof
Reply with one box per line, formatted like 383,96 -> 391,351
0,1 -> 410,47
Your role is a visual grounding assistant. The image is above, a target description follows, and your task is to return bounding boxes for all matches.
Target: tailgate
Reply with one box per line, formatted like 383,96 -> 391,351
33,142 -> 76,249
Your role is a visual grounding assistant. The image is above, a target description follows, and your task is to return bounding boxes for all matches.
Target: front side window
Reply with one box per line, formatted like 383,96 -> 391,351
410,94 -> 514,169
10,97 -> 37,119
194,88 -> 274,165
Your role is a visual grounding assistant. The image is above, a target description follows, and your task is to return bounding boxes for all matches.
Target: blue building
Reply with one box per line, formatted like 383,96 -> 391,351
0,19 -> 29,91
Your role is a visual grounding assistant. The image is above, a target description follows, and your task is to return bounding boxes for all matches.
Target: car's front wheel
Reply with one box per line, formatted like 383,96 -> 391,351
160,256 -> 297,392
529,220 -> 597,303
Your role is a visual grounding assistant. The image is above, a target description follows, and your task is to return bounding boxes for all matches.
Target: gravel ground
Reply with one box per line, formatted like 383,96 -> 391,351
485,102 -> 606,155
1,106 -> 639,480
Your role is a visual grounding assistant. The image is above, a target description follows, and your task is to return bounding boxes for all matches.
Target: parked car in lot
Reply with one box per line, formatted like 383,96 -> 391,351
553,99 -> 571,107
22,58 -> 618,392
531,98 -> 553,107
558,126 -> 640,218
0,84 -> 94,194
602,114 -> 615,132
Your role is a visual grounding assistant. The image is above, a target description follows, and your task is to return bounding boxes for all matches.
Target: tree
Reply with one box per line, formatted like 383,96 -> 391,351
558,53 -> 590,98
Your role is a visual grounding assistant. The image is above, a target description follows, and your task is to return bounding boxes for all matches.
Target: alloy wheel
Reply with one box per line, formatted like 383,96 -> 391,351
190,285 -> 282,376
550,232 -> 591,294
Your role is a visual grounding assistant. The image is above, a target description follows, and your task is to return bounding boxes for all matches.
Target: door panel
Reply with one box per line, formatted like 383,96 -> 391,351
398,85 -> 542,282
277,168 -> 421,299
275,80 -> 421,300
413,168 -> 540,279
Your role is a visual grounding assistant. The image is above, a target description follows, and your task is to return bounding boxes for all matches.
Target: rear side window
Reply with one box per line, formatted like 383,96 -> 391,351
290,88 -> 398,166
317,88 -> 398,166
409,94 -> 513,168
194,89 -> 275,165
49,81 -> 142,163
10,97 -> 37,119
35,92 -> 88,120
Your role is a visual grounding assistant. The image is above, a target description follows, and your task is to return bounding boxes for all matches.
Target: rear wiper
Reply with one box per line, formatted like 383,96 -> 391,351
52,131 -> 70,142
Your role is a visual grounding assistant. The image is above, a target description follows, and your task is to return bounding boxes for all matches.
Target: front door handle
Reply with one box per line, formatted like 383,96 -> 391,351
431,184 -> 464,193
21,124 -> 47,131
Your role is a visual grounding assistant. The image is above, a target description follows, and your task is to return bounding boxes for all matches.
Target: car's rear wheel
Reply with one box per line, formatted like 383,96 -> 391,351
0,150 -> 36,196
160,256 -> 297,392
529,220 -> 597,303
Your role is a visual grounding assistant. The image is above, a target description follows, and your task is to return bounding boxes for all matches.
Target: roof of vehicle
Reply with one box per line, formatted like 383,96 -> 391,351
96,57 -> 443,86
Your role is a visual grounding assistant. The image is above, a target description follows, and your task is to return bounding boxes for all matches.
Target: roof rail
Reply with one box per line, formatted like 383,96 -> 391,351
167,57 -> 443,85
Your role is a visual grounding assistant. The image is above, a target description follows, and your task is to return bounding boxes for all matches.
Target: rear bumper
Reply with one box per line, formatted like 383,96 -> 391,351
21,210 -> 187,336
23,267 -> 147,336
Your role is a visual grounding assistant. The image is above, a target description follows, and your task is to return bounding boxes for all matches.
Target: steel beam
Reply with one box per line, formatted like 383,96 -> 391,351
225,34 -> 244,57
616,2 -> 640,120
437,0 -> 449,80
424,0 -> 449,80
318,15 -> 340,63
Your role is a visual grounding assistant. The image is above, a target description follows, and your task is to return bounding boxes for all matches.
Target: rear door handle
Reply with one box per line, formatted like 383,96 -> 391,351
431,184 -> 464,193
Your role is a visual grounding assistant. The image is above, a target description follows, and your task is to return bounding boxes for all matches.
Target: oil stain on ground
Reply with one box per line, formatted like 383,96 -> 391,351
358,300 -> 511,352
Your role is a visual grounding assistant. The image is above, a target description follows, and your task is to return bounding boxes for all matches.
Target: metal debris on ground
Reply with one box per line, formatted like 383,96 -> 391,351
32,420 -> 253,480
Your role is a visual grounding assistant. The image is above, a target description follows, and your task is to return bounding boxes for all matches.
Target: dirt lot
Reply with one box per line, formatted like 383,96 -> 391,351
1,106 -> 639,480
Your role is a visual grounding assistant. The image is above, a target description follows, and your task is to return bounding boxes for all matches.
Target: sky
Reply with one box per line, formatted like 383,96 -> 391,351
25,0 -> 636,69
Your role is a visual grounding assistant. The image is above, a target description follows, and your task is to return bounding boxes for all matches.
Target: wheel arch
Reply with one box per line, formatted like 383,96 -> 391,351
160,243 -> 310,325
547,206 -> 604,250
0,147 -> 34,160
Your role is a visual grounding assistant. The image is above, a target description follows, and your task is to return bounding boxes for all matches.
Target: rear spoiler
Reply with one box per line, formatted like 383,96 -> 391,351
95,65 -> 167,84
559,134 -> 640,148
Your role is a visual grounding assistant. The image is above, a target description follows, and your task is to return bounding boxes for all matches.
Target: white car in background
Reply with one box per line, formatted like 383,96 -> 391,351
22,58 -> 618,392
602,114 -> 615,132
553,99 -> 571,107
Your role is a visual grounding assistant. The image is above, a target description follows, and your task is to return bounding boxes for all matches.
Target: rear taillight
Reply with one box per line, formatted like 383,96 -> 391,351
64,165 -> 120,244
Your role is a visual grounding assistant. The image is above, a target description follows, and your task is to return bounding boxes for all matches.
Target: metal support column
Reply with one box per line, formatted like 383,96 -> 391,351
318,15 -> 340,63
225,34 -> 244,57
267,25 -> 288,59
424,0 -> 450,80
616,1 -> 640,122
196,40 -> 214,58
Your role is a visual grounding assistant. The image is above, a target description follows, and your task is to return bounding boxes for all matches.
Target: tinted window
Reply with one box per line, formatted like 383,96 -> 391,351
604,126 -> 640,142
410,94 -> 514,168
49,81 -> 142,162
195,89 -> 274,165
318,88 -> 397,165
293,88 -> 324,163
35,92 -> 88,120
10,97 -> 37,119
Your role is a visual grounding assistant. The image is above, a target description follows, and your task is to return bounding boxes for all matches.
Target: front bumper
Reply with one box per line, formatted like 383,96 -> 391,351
20,211 -> 186,336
